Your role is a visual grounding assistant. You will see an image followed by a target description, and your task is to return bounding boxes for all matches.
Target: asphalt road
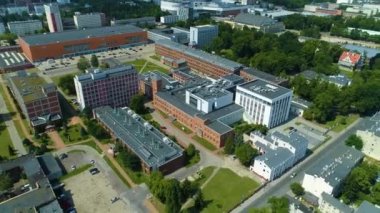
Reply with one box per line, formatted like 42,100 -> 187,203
233,117 -> 367,212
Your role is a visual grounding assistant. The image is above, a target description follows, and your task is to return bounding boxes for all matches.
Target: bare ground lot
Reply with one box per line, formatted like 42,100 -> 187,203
63,171 -> 129,213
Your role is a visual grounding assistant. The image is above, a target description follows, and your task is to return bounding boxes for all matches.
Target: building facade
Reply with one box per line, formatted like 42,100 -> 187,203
44,3 -> 63,33
155,39 -> 243,78
235,79 -> 292,128
160,15 -> 179,24
7,20 -> 43,36
19,25 -> 147,62
189,25 -> 218,48
74,65 -> 139,110
74,12 -> 105,29
319,193 -> 353,213
94,106 -> 185,174
8,71 -> 62,131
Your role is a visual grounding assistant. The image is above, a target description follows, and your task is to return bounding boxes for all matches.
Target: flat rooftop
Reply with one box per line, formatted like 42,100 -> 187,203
156,39 -> 243,72
8,71 -> 55,103
234,13 -> 279,26
94,106 -> 184,168
237,79 -> 292,100
242,67 -> 287,85
21,25 -> 144,46
0,51 -> 30,68
306,146 -> 363,188
75,65 -> 137,83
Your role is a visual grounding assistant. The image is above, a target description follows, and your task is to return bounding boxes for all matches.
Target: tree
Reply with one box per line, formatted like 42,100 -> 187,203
345,135 -> 363,150
186,144 -> 196,158
80,127 -> 87,137
268,196 -> 289,213
165,179 -> 182,213
118,150 -> 141,171
224,135 -> 235,155
193,191 -> 205,210
130,94 -> 146,114
148,171 -> 167,202
180,179 -> 198,202
8,145 -> 15,156
0,173 -> 13,191
58,74 -> 76,95
91,54 -> 99,67
290,182 -> 305,197
235,143 -> 258,167
81,107 -> 92,119
77,57 -> 91,71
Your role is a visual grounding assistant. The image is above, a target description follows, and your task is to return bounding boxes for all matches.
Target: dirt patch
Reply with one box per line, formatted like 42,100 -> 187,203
48,131 -> 66,149
69,116 -> 81,126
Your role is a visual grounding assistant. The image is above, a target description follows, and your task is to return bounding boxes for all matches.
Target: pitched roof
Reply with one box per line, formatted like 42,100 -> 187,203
321,193 -> 353,213
356,201 -> 380,213
339,51 -> 361,65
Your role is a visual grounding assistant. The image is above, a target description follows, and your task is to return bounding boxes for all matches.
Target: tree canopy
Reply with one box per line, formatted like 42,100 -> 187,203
290,182 -> 305,197
58,74 -> 76,95
77,57 -> 91,72
130,94 -> 147,114
345,135 -> 364,150
0,173 -> 13,191
235,143 -> 259,167
91,55 -> 99,67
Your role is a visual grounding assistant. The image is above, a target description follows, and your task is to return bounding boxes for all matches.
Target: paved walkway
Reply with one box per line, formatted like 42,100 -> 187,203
0,91 -> 27,156
48,130 -> 66,149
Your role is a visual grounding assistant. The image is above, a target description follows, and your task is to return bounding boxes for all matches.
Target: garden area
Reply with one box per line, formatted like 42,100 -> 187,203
0,122 -> 14,158
173,120 -> 193,134
192,135 -> 216,151
127,59 -> 169,74
322,114 -> 359,132
59,124 -> 88,144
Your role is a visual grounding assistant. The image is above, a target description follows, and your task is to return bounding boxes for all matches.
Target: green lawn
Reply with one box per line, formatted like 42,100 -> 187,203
323,114 -> 359,132
103,155 -> 131,188
60,163 -> 92,181
158,110 -> 169,119
81,140 -> 102,154
126,59 -> 169,74
195,166 -> 215,186
201,168 -> 260,213
173,120 -> 193,134
151,196 -> 166,213
150,55 -> 161,61
339,69 -> 354,79
192,135 -> 217,151
115,155 -> 148,184
59,124 -> 88,144
0,123 -> 14,157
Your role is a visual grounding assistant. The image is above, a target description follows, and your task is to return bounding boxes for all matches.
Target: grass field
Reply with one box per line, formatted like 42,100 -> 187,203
82,140 -> 102,154
0,123 -> 13,157
173,120 -> 193,134
323,114 -> 359,132
127,59 -> 169,74
192,135 -> 216,151
59,124 -> 88,144
103,155 -> 131,188
201,168 -> 260,213
116,156 -> 148,184
150,55 -> 161,61
150,196 -> 165,213
195,166 -> 215,186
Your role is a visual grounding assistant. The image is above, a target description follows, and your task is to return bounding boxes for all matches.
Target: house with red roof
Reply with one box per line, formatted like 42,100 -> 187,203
338,51 -> 362,71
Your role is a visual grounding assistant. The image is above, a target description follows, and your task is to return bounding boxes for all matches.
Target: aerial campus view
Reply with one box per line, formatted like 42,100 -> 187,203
0,0 -> 380,213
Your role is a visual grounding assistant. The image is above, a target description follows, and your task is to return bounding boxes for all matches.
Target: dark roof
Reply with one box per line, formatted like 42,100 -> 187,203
305,147 -> 363,188
235,13 -> 278,26
255,147 -> 293,168
221,74 -> 244,85
237,79 -> 292,100
94,106 -> 184,168
156,39 -> 243,72
242,67 -> 287,85
37,153 -> 62,178
321,193 -> 353,213
21,25 -> 144,46
0,51 -> 30,69
356,201 -> 380,213
344,44 -> 380,59
300,70 -> 351,87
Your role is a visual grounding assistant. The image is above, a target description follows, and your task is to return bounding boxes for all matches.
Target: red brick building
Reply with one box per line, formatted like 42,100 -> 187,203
155,39 -> 243,79
19,25 -> 147,62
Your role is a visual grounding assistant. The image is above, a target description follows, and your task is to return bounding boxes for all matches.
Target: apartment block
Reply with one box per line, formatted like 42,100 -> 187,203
189,25 -> 218,48
74,65 -> 139,110
8,71 -> 62,131
74,12 -> 105,29
7,20 -> 43,36
235,79 -> 292,128
44,3 -> 63,33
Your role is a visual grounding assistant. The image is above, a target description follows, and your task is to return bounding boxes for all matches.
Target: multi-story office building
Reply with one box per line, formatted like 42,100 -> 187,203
74,12 -> 105,29
249,130 -> 308,181
160,14 -> 179,24
44,3 -> 63,32
94,106 -> 185,174
155,39 -> 243,78
235,79 -> 292,128
302,147 -> 363,201
7,20 -> 43,36
19,25 -> 147,62
8,71 -> 62,131
111,17 -> 155,26
74,65 -> 139,110
227,13 -> 285,33
189,25 -> 218,48
6,5 -> 29,15
152,74 -> 244,148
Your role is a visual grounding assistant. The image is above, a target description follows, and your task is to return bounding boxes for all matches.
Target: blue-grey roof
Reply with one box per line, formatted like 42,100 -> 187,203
37,153 -> 62,178
255,147 -> 293,168
0,51 -> 29,68
94,106 -> 184,169
156,39 -> 243,72
75,65 -> 137,83
292,96 -> 312,109
234,13 -> 279,26
344,44 -> 380,59
221,74 -> 244,85
356,201 -> 380,213
270,131 -> 308,150
37,200 -> 63,213
300,70 -> 351,87
321,193 -> 353,213
242,67 -> 287,85
237,79 -> 292,100
21,25 -> 144,46
305,147 -> 363,188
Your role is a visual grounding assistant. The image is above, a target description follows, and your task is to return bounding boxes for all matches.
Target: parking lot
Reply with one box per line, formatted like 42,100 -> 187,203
63,170 -> 129,213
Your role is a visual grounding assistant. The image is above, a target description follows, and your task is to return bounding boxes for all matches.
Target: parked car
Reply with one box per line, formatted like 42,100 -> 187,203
59,153 -> 68,160
90,160 -> 95,164
89,168 -> 99,175
290,172 -> 297,178
71,165 -> 76,170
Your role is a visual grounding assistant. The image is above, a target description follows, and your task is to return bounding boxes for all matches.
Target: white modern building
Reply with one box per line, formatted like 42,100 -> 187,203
301,147 -> 363,202
319,193 -> 353,213
44,3 -> 63,33
190,25 -> 218,48
74,12 -> 105,29
7,20 -> 43,36
249,130 -> 308,181
160,15 -> 179,24
235,79 -> 292,128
